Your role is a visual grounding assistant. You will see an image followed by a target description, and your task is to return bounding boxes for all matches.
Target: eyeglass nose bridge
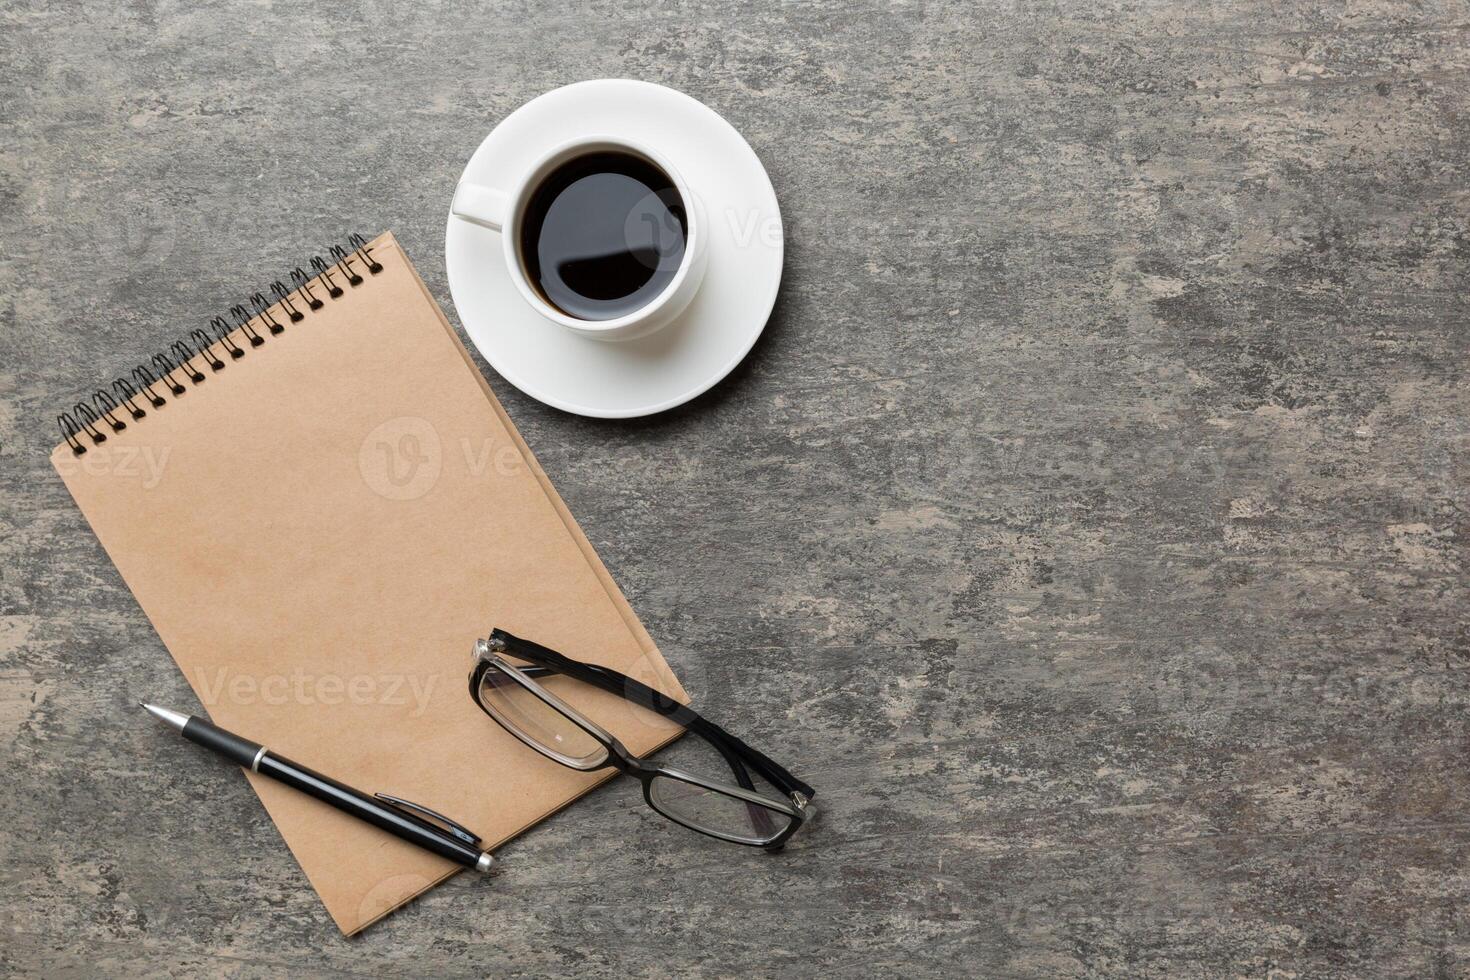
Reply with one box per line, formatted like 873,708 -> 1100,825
614,746 -> 662,778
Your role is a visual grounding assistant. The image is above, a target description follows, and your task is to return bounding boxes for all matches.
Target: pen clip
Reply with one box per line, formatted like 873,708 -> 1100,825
374,793 -> 483,846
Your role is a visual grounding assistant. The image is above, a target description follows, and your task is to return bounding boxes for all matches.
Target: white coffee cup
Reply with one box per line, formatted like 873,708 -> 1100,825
450,135 -> 708,343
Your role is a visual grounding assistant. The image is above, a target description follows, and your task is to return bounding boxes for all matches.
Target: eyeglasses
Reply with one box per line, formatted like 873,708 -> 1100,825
469,628 -> 815,848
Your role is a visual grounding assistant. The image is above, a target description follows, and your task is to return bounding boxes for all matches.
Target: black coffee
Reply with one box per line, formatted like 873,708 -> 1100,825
519,152 -> 687,321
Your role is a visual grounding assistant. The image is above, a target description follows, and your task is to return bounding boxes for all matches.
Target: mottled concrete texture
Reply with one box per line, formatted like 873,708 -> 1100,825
2,0 -> 1468,976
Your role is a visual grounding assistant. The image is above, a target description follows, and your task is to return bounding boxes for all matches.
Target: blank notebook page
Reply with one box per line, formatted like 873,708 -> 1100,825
51,232 -> 684,934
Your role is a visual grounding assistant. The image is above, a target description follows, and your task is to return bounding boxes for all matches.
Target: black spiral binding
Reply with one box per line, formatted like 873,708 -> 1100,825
58,234 -> 381,455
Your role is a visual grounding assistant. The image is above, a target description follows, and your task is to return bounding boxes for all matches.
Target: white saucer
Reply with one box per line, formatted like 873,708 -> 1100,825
445,80 -> 784,419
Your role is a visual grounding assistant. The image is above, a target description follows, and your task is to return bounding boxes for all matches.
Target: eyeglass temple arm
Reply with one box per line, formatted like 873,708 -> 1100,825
491,629 -> 816,802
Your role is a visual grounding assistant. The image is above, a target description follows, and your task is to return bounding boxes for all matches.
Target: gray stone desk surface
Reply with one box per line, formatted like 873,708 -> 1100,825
1,1 -> 1466,976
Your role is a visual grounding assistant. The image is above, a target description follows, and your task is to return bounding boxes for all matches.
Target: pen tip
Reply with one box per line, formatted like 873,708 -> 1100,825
141,703 -> 189,731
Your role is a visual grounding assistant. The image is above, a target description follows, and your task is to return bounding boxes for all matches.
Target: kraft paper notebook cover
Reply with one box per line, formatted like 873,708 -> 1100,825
50,232 -> 685,934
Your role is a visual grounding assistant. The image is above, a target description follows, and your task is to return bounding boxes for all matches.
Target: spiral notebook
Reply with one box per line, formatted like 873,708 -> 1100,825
50,232 -> 686,934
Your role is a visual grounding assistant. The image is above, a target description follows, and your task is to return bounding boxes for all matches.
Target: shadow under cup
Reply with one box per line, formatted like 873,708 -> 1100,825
516,150 -> 689,322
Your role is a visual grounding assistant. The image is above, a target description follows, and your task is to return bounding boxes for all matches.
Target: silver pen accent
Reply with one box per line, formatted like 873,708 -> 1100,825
142,702 -> 189,731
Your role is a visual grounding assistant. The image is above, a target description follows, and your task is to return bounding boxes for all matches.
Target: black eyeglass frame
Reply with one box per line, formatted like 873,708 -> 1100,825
468,628 -> 815,849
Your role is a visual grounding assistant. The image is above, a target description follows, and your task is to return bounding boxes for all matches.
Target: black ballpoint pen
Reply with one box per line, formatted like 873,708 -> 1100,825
141,703 -> 494,873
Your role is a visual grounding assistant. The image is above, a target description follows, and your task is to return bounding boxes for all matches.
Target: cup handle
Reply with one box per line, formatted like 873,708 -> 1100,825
451,183 -> 509,231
